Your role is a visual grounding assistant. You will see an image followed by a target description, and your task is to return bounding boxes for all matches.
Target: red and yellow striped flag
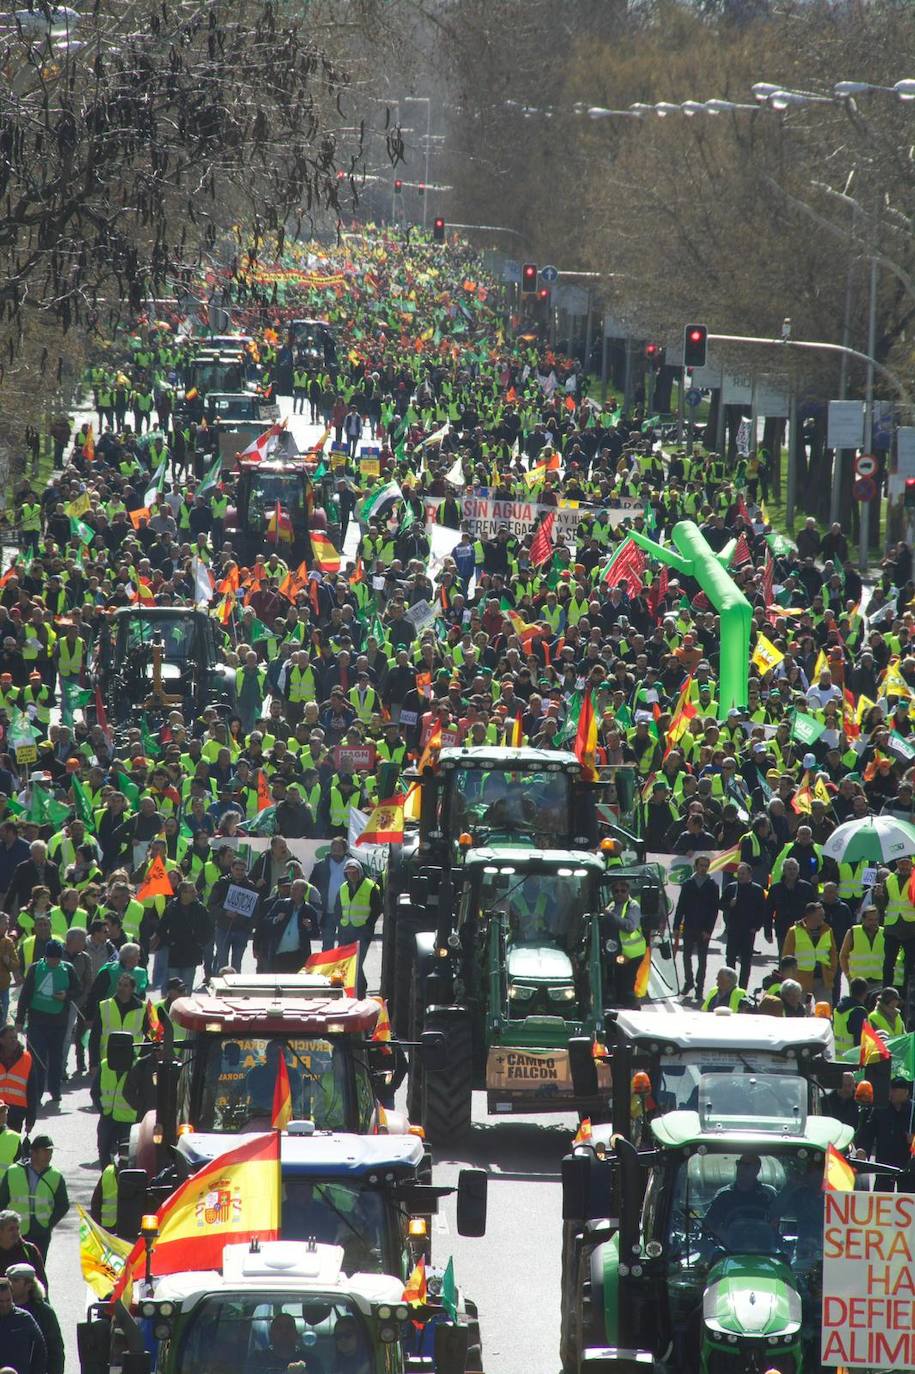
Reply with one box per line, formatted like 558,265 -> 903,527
403,1255 -> 428,1306
271,1052 -> 293,1131
633,945 -> 652,998
822,1143 -> 855,1193
571,1118 -> 593,1147
860,1019 -> 892,1065
303,941 -> 359,995
311,530 -> 341,574
574,691 -> 598,781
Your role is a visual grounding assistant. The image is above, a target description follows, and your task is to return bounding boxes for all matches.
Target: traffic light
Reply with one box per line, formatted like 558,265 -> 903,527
905,479 -> 915,511
644,342 -> 664,367
537,287 -> 550,301
683,323 -> 708,369
433,217 -> 445,243
417,181 -> 425,196
393,178 -> 403,194
521,263 -> 538,294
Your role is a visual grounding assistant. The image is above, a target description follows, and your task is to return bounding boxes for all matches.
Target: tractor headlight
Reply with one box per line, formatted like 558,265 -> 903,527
548,985 -> 577,1003
508,984 -> 535,1001
378,1323 -> 399,1344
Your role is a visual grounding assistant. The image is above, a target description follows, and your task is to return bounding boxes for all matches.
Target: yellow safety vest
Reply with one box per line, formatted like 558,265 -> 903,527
884,874 -> 915,928
838,860 -> 868,901
329,785 -> 351,829
339,879 -> 377,930
848,925 -> 885,983
0,1127 -> 21,1166
99,1061 -> 136,1123
98,1164 -> 119,1229
5,1163 -> 65,1234
792,925 -> 835,974
702,985 -> 748,1012
615,899 -> 647,962
98,999 -> 145,1059
288,665 -> 316,703
58,638 -> 84,675
870,1006 -> 905,1038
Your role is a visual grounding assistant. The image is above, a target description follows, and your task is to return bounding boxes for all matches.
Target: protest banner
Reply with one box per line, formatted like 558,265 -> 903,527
460,494 -> 641,540
333,744 -> 377,773
821,1189 -> 915,1369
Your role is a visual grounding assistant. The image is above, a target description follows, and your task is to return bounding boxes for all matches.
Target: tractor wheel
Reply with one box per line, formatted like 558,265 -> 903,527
559,1221 -> 580,1373
392,915 -> 420,1037
406,969 -> 426,1124
465,1323 -> 483,1372
379,894 -> 396,1005
421,1012 -> 473,1146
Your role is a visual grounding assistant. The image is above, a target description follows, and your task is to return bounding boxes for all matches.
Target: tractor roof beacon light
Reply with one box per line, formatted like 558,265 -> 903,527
683,323 -> 708,369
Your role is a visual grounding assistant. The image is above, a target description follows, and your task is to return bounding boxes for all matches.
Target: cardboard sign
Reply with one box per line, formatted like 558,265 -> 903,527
460,493 -> 641,540
333,744 -> 377,773
330,452 -> 348,469
821,1190 -> 915,1368
223,884 -> 259,920
14,744 -> 37,765
405,599 -> 438,635
360,457 -> 380,478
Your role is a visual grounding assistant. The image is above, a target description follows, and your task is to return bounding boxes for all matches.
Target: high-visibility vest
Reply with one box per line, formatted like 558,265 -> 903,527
49,904 -> 87,938
348,685 -> 378,723
792,924 -> 835,974
329,785 -> 351,829
98,998 -> 145,1059
21,503 -> 41,533
21,684 -> 51,724
870,1006 -> 905,1038
288,665 -> 316,703
30,958 -> 70,1015
848,925 -> 885,983
236,667 -> 266,698
99,1061 -> 137,1123
832,1006 -> 859,1055
98,1164 -> 119,1230
838,860 -> 869,901
106,899 -> 143,940
702,985 -> 748,1012
614,900 -> 647,962
339,879 -> 377,930
0,1127 -> 21,1166
58,638 -> 84,675
0,1051 -> 31,1109
301,782 -> 322,816
5,1163 -> 65,1233
884,874 -> 915,928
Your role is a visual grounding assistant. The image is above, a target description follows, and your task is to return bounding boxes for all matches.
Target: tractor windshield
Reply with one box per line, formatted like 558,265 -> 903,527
170,1292 -> 373,1374
448,767 -> 571,842
181,1035 -> 357,1133
246,473 -> 306,531
122,615 -> 197,663
282,1178 -> 389,1273
479,867 -> 591,949
661,1147 -> 826,1271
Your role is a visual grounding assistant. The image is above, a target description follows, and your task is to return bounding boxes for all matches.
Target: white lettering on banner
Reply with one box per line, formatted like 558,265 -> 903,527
223,884 -> 259,919
821,1190 -> 915,1368
405,599 -> 438,635
460,495 -> 640,540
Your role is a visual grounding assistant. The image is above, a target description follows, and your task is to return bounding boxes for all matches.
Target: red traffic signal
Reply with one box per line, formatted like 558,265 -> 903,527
905,478 -> 915,510
521,263 -> 538,294
683,323 -> 708,368
537,287 -> 550,301
433,217 -> 445,243
644,342 -> 664,365
393,178 -> 403,193
417,181 -> 425,196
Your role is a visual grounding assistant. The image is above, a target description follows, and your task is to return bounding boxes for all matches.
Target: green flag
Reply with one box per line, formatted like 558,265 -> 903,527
196,453 -> 222,498
790,711 -> 826,747
29,784 -> 71,827
441,1257 -> 458,1323
140,718 -> 162,760
69,516 -> 95,546
399,502 -> 417,534
115,772 -> 141,809
61,681 -> 91,725
766,531 -> 795,557
890,730 -> 915,762
71,775 -> 96,831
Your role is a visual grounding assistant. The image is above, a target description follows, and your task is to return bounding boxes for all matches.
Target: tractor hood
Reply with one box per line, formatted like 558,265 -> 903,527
702,1255 -> 802,1338
506,944 -> 574,984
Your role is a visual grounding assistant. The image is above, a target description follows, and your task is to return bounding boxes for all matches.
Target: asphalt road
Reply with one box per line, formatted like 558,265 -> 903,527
34,401 -> 748,1373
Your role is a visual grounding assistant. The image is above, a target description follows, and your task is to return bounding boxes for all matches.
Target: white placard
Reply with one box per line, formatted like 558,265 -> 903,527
821,1190 -> 915,1368
827,400 -> 864,450
223,883 -> 259,919
405,600 -> 438,635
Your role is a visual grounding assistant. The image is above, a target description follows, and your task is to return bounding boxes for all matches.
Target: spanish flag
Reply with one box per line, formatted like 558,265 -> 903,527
271,1052 -> 293,1131
571,1118 -> 593,1147
82,424 -> 95,462
303,941 -> 359,995
311,530 -> 341,574
77,1205 -> 133,1299
860,1019 -> 892,1065
403,1255 -> 428,1306
110,1132 -> 281,1301
256,768 -> 272,812
356,795 -> 405,846
822,1142 -> 855,1193
267,499 -> 293,544
146,999 -> 164,1044
574,691 -> 599,781
633,945 -> 652,998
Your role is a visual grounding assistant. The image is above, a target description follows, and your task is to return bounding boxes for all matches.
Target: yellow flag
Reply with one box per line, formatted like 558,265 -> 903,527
751,634 -> 784,676
813,777 -> 832,805
856,693 -> 877,724
77,1203 -> 132,1299
885,661 -> 913,699
65,492 -> 91,519
812,648 -> 828,682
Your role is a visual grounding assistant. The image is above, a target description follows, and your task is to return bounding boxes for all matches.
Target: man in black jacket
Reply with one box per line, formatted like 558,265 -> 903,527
721,862 -> 770,989
674,855 -> 720,1002
254,879 -> 321,973
765,859 -> 816,953
856,1077 -> 915,1191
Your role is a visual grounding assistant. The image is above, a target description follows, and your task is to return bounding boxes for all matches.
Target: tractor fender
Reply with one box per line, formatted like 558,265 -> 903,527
130,1109 -> 159,1180
585,1233 -> 620,1351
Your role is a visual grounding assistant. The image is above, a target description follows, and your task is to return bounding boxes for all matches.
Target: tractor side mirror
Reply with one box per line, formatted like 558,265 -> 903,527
409,874 -> 429,906
77,1320 -> 111,1374
433,1321 -> 468,1374
813,1060 -> 847,1091
419,1030 -> 447,1073
456,1168 -> 487,1237
106,1031 -> 135,1075
116,1168 -> 151,1238
568,1036 -> 599,1099
639,883 -> 660,917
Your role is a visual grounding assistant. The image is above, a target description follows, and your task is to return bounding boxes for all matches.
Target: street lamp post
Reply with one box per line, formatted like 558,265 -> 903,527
404,96 -> 431,229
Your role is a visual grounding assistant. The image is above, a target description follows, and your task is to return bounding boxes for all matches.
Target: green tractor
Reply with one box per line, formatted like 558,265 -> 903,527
560,1076 -> 859,1374
381,746 -> 608,1036
407,847 -> 678,1143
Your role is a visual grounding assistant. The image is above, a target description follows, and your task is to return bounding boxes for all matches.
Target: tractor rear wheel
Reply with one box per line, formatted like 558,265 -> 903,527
421,1011 -> 473,1146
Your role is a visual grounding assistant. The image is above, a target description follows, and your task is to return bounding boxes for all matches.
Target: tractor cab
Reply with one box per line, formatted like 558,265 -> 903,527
94,606 -> 235,728
130,975 -> 412,1176
562,1111 -> 857,1374
229,459 -> 310,561
78,1241 -> 470,1374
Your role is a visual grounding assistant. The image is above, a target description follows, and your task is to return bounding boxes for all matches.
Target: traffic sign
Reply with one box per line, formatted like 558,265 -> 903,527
854,475 -> 878,503
686,389 -> 702,408
540,264 -> 559,284
854,453 -> 878,478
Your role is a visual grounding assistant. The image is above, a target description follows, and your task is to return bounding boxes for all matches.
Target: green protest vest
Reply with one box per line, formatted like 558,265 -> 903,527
30,958 -> 70,1015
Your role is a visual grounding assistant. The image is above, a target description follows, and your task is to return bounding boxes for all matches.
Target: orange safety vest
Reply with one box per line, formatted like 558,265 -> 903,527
0,1050 -> 32,1109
